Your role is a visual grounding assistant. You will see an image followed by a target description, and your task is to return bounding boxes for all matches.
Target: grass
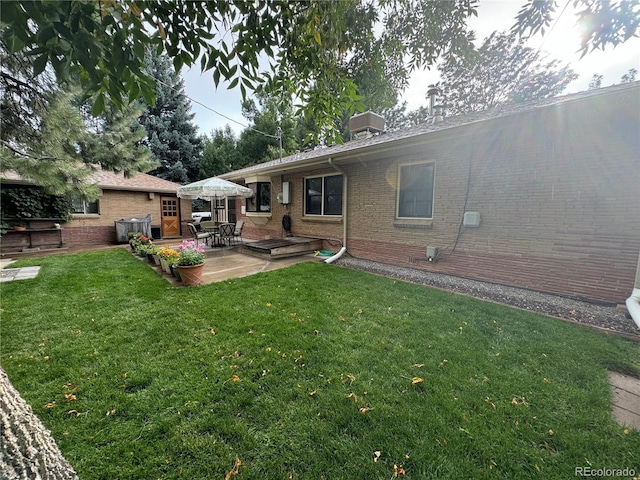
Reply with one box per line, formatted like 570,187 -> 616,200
1,248 -> 639,479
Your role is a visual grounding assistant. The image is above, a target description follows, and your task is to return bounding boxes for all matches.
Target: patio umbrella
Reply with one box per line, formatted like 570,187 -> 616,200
177,177 -> 253,223
177,177 -> 253,200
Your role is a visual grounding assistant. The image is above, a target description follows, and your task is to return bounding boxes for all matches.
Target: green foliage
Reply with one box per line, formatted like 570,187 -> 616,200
0,185 -> 73,221
199,126 -> 242,178
435,31 -> 578,116
139,49 -> 203,183
1,250 -> 639,479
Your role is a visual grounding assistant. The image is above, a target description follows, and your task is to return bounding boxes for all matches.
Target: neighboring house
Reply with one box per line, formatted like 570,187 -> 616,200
221,81 -> 640,305
1,168 -> 192,252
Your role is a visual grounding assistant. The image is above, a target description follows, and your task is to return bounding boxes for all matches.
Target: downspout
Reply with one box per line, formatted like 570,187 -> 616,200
625,249 -> 640,329
325,158 -> 348,264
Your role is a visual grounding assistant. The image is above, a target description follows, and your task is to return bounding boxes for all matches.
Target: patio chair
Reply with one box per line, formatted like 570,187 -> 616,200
217,223 -> 235,246
232,220 -> 245,245
188,222 -> 212,247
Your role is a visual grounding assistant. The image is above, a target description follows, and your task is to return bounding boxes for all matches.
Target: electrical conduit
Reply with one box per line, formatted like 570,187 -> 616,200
325,158 -> 348,264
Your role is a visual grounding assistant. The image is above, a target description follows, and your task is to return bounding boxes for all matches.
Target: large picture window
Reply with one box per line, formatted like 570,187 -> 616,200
305,174 -> 343,216
246,182 -> 271,213
397,162 -> 434,219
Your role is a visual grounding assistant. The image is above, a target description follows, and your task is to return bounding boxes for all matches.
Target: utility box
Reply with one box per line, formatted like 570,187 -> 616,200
463,211 -> 481,227
278,182 -> 291,204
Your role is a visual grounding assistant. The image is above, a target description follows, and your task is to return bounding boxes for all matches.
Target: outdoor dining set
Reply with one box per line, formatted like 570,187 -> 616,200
188,220 -> 244,248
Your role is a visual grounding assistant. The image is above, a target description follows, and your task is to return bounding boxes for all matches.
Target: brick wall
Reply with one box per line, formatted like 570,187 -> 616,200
63,190 -> 190,249
232,90 -> 640,304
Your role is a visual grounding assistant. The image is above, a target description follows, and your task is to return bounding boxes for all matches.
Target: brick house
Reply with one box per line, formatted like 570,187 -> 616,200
1,168 -> 192,252
221,82 -> 640,305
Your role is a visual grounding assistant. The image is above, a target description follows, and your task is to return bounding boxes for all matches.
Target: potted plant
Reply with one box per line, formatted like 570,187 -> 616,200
157,247 -> 179,274
145,245 -> 160,264
176,240 -> 205,286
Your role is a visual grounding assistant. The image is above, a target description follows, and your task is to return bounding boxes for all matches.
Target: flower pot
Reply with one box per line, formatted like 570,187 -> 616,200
12,226 -> 26,231
146,253 -> 155,263
177,263 -> 204,286
171,264 -> 182,282
160,257 -> 172,274
153,254 -> 161,266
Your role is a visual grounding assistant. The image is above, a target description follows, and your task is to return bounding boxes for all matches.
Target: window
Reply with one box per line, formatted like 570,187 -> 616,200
304,174 -> 343,216
246,182 -> 271,213
72,198 -> 99,214
397,162 -> 434,219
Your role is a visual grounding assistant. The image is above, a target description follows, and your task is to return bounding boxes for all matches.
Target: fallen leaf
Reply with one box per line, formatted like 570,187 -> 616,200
373,451 -> 381,462
338,315 -> 345,321
548,429 -> 554,435
393,464 -> 406,476
439,359 -> 448,367
44,402 -> 56,409
413,364 -> 425,368
231,375 -> 240,382
224,457 -> 242,480
412,377 -> 424,385
209,327 -> 216,335
309,390 -> 317,397
484,397 -> 496,409
359,407 -> 370,414
64,393 -> 77,401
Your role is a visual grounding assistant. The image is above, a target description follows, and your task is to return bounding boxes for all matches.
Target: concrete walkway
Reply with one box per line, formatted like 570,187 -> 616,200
609,371 -> 640,431
0,259 -> 40,282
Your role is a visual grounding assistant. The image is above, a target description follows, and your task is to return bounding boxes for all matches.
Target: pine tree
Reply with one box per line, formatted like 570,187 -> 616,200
139,50 -> 203,183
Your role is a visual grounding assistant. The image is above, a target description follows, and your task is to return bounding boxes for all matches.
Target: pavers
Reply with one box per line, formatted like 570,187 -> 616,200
0,266 -> 40,282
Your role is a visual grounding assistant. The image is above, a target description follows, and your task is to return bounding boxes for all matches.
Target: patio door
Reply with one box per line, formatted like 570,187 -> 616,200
161,196 -> 181,237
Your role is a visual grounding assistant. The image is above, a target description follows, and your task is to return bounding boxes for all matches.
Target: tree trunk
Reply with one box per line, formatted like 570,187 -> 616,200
0,367 -> 78,480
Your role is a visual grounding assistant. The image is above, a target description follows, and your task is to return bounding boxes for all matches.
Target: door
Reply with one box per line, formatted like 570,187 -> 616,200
161,196 -> 181,237
227,197 -> 237,223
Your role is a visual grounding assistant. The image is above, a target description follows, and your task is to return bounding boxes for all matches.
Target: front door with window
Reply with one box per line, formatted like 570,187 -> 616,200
161,196 -> 181,237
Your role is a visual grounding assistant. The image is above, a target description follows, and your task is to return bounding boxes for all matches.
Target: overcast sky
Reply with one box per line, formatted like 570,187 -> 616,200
182,1 -> 640,138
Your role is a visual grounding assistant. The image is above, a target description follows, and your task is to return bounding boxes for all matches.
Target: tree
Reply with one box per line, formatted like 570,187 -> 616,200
435,31 -> 578,116
237,95 -> 299,166
1,0 -> 637,185
139,50 -> 203,183
199,126 -> 242,178
589,74 -> 604,90
621,68 -> 637,83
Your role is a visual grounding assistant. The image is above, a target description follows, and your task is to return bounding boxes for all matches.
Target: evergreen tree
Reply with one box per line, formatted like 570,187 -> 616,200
139,50 -> 203,183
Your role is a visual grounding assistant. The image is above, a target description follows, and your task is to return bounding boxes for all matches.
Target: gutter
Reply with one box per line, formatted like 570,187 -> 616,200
324,158 -> 348,264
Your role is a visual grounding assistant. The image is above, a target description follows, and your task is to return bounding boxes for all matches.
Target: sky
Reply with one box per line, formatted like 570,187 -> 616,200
181,1 -> 640,138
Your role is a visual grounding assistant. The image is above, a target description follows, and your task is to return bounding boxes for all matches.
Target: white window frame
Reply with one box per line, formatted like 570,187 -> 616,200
396,161 -> 435,220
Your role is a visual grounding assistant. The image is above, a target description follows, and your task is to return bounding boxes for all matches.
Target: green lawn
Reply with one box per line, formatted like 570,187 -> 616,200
1,249 -> 638,479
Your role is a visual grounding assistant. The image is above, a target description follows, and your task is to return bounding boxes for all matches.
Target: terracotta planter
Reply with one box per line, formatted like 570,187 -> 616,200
12,226 -> 26,231
177,263 -> 204,286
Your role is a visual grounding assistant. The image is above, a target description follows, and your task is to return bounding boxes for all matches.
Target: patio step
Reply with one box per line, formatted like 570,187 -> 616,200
239,237 -> 323,260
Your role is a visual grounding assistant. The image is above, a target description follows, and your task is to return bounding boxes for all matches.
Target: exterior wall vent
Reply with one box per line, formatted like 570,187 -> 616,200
349,111 -> 385,139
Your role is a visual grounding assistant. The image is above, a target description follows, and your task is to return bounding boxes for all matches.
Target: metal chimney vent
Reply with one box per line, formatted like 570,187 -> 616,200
349,111 -> 385,138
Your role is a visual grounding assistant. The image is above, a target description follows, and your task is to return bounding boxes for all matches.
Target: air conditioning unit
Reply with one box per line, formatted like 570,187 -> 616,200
463,211 -> 481,227
349,111 -> 385,135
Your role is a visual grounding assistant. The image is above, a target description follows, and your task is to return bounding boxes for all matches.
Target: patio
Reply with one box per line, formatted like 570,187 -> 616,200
147,242 -> 318,286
